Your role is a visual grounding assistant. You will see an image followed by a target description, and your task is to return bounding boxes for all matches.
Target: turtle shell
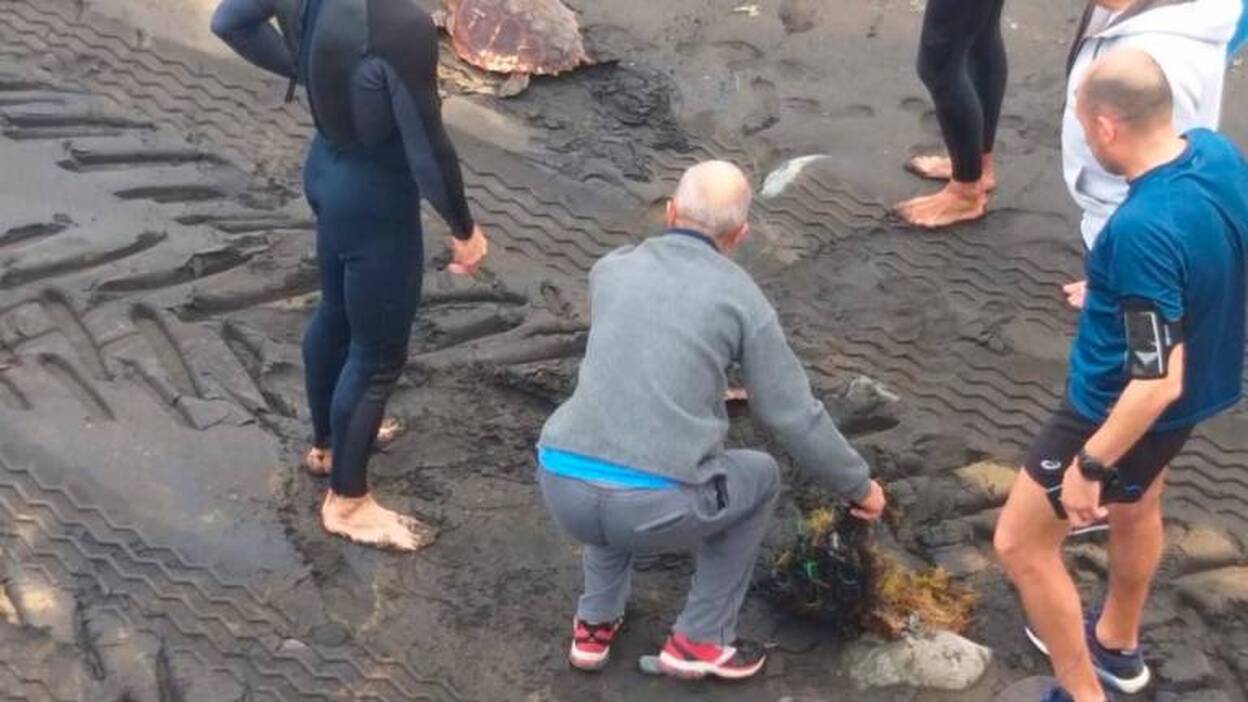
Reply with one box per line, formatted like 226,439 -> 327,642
441,0 -> 589,76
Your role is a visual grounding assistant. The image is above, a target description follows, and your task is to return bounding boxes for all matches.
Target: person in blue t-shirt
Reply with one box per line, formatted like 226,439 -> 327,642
995,49 -> 1248,702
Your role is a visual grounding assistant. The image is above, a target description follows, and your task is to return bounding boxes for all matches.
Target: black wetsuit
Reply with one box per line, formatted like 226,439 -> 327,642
916,0 -> 1008,183
212,0 -> 475,498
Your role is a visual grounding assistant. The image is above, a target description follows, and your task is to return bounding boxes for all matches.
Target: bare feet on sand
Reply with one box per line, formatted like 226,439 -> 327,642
897,180 -> 988,229
905,153 -> 998,191
303,418 -> 404,476
1063,280 -> 1087,309
375,417 -> 404,447
321,492 -> 437,552
304,447 -> 332,476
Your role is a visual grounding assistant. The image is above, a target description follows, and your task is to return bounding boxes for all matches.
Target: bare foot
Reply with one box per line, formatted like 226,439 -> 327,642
305,418 -> 401,476
905,154 -> 997,191
321,492 -> 437,552
1063,280 -> 1087,309
896,181 -> 988,229
375,417 -> 404,448
304,447 -> 332,477
724,387 -> 749,403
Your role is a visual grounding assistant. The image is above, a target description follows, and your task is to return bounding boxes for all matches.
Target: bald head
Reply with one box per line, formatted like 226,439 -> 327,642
1078,48 -> 1173,133
671,161 -> 752,240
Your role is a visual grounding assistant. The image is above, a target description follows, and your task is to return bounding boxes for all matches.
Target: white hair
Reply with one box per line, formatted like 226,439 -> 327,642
672,161 -> 752,237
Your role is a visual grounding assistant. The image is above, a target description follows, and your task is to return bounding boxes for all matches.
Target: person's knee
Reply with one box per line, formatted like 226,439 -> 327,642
1109,497 -> 1162,534
358,343 -> 410,391
993,519 -> 1047,579
739,451 -> 781,500
916,40 -> 958,91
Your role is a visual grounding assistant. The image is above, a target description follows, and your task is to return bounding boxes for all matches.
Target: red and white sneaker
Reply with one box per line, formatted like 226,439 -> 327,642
657,632 -> 767,680
569,617 -> 623,671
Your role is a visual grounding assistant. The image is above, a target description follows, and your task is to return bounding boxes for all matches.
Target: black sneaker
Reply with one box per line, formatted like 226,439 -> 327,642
1025,609 -> 1149,694
1042,686 -> 1114,701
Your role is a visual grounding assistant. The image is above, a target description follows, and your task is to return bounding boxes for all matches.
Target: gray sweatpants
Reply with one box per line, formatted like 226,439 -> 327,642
538,449 -> 780,645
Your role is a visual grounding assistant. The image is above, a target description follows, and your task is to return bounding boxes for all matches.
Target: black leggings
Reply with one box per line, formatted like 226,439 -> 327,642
302,133 -> 423,498
916,0 -> 1008,183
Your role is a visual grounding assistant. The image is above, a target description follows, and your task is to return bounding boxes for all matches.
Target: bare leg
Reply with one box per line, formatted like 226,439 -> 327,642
995,470 -> 1106,702
1098,471 -> 1167,650
321,492 -> 437,552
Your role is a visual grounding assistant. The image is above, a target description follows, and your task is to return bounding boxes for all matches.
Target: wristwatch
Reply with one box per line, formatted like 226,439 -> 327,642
1076,449 -> 1113,482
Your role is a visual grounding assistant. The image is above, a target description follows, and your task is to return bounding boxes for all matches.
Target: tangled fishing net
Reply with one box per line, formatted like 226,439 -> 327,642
760,505 -> 976,640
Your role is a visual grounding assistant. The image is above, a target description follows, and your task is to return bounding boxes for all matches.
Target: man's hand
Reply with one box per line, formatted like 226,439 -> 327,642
1060,462 -> 1108,528
448,224 -> 488,276
850,480 -> 887,521
1063,280 -> 1087,310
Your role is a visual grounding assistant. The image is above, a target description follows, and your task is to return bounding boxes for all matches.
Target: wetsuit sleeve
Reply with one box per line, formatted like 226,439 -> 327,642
210,0 -> 296,79
382,61 -> 476,239
741,309 -> 872,502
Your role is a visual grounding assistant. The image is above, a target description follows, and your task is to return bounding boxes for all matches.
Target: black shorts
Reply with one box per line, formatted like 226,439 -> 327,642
1024,404 -> 1194,518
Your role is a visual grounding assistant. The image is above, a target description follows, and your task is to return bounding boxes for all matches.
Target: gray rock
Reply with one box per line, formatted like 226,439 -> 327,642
848,631 -> 992,691
8,573 -> 76,644
917,520 -> 973,550
1175,566 -> 1248,619
954,461 -> 1016,508
827,375 -> 902,437
929,545 -> 991,579
1171,525 -> 1243,574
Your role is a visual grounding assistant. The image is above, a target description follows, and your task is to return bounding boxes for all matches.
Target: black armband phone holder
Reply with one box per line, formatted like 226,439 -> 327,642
1122,298 -> 1183,380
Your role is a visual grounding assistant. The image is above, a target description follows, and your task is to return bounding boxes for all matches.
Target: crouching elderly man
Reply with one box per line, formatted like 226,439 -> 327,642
536,161 -> 887,681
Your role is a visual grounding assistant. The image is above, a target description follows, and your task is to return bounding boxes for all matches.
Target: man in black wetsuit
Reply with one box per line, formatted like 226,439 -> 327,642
212,0 -> 488,551
897,0 -> 1008,229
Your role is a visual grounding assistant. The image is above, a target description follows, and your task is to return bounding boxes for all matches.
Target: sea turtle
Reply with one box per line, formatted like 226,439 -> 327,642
432,0 -> 593,97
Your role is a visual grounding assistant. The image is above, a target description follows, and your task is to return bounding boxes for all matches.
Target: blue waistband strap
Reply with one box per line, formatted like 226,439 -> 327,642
538,447 -> 679,490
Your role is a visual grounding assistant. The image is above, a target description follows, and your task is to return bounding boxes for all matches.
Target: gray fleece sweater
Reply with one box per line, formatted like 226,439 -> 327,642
539,230 -> 872,502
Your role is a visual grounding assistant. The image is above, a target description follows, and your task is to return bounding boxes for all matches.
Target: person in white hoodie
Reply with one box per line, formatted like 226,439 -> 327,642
1061,0 -> 1240,308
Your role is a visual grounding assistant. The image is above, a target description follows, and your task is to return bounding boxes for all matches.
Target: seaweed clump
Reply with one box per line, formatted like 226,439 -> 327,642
761,505 -> 977,640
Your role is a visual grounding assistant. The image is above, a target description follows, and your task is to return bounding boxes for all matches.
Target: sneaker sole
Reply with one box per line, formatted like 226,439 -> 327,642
1024,625 -> 1151,694
1069,521 -> 1109,538
569,644 -> 610,672
656,650 -> 766,681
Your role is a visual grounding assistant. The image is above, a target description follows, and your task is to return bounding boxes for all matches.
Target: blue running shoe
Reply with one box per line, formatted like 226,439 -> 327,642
1042,688 -> 1073,702
1041,686 -> 1114,702
1024,609 -> 1150,694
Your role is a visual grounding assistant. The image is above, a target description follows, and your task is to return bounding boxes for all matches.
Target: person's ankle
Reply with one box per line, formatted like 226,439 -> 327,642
1069,684 -> 1109,702
947,179 -> 984,198
1094,617 -> 1138,652
325,491 -> 371,514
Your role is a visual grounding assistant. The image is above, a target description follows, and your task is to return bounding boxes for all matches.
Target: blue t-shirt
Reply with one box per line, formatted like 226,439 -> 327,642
1068,129 -> 1248,431
1232,0 -> 1248,57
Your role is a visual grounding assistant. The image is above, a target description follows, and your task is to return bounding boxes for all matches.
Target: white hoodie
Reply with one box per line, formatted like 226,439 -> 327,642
1063,0 -> 1240,249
